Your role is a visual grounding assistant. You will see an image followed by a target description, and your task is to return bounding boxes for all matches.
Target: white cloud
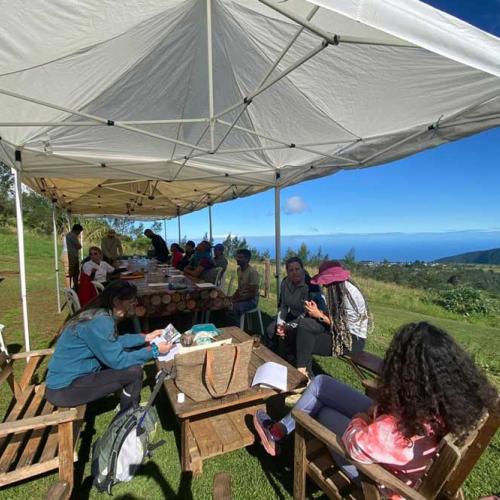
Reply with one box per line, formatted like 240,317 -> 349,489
284,196 -> 309,215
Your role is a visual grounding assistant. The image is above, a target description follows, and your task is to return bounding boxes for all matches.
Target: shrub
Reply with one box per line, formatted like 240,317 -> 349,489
434,286 -> 494,316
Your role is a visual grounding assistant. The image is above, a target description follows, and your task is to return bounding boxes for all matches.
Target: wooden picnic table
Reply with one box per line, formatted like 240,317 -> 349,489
125,276 -> 231,319
156,326 -> 308,475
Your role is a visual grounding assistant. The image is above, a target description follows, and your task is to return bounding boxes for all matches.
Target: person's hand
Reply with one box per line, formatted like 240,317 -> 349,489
304,300 -> 321,318
158,342 -> 173,355
145,329 -> 165,343
276,324 -> 286,337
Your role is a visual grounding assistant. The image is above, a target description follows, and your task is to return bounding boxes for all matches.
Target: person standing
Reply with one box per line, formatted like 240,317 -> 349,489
101,229 -> 123,265
143,229 -> 169,263
61,223 -> 83,292
230,249 -> 260,324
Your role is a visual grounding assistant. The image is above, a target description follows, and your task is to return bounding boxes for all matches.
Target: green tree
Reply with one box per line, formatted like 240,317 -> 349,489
0,162 -> 14,226
343,247 -> 357,268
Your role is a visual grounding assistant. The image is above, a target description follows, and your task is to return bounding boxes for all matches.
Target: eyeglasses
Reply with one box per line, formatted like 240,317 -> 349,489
90,252 -> 100,256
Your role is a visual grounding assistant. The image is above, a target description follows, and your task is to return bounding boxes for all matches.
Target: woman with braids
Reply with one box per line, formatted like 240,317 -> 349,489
294,260 -> 369,377
254,322 -> 498,498
46,280 -> 172,413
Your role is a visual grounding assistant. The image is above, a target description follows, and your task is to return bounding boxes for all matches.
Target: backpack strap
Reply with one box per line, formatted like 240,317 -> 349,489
137,368 -> 170,434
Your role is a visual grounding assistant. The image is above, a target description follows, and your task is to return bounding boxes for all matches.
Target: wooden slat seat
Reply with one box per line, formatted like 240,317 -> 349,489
0,348 -> 86,499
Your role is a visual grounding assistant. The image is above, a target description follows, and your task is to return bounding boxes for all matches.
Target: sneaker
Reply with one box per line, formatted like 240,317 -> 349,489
253,410 -> 281,456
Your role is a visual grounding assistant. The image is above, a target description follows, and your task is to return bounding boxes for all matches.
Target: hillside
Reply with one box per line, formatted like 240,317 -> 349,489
436,247 -> 500,264
0,230 -> 499,499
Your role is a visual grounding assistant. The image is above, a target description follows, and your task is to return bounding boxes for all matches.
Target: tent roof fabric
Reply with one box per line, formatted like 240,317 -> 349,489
1,0 -> 499,216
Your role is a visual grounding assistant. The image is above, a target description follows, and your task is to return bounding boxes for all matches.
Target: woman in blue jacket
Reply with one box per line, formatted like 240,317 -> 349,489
46,280 -> 171,412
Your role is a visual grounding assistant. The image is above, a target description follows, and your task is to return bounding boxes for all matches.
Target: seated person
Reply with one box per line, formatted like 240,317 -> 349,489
266,257 -> 324,358
45,280 -> 172,413
183,241 -> 216,282
177,240 -> 196,270
254,322 -> 498,498
170,243 -> 184,268
82,246 -> 115,283
213,243 -> 228,273
230,249 -> 260,323
295,261 -> 368,378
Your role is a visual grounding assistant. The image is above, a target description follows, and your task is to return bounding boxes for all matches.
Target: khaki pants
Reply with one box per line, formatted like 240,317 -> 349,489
61,253 -> 79,289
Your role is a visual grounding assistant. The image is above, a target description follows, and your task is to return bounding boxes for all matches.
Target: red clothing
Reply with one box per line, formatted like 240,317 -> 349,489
342,413 -> 439,499
171,250 -> 183,268
78,271 -> 97,307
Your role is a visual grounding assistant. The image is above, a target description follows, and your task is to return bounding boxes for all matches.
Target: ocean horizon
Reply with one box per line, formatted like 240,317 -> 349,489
206,230 -> 500,262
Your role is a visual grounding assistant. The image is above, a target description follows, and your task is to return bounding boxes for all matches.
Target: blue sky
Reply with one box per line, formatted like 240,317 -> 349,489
162,0 -> 500,240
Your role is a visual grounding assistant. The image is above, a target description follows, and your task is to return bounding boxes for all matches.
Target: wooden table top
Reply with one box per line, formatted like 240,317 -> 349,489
157,326 -> 308,419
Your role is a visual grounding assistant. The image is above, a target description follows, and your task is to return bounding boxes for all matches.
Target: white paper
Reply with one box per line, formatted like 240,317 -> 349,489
252,362 -> 287,392
195,282 -> 216,288
147,283 -> 168,287
157,344 -> 179,362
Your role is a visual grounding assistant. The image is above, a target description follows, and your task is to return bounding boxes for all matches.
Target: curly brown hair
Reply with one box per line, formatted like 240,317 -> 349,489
377,322 -> 497,441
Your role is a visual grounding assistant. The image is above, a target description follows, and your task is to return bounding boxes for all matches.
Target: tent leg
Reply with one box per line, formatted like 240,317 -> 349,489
80,227 -> 84,261
178,215 -> 181,243
52,203 -> 62,313
208,204 -> 213,243
12,155 -> 31,352
274,185 -> 281,307
163,218 -> 167,243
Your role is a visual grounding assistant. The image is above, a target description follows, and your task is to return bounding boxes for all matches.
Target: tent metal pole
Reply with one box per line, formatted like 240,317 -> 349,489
207,0 -> 215,151
274,183 -> 281,307
208,204 -> 213,243
80,226 -> 84,261
0,88 -> 211,153
12,153 -> 31,352
52,203 -> 62,313
163,218 -> 167,243
177,208 -> 181,243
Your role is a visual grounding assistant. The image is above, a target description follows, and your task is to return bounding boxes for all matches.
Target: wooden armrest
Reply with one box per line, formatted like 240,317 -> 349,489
10,348 -> 55,359
343,351 -> 383,376
292,410 -> 427,500
0,409 -> 78,437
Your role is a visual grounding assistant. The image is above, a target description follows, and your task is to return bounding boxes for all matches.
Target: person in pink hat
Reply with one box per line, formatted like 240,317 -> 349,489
294,260 -> 369,377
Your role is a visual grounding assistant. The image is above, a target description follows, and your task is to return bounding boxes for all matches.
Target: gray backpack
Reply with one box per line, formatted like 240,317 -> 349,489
91,369 -> 170,494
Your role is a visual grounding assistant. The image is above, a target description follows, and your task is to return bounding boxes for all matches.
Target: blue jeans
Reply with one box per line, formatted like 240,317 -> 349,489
281,374 -> 372,480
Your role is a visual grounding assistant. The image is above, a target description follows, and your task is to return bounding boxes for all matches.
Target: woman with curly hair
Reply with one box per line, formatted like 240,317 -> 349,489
254,322 -> 497,496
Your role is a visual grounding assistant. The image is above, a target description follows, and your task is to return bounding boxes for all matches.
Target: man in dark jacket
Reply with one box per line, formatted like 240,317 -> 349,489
144,229 -> 169,263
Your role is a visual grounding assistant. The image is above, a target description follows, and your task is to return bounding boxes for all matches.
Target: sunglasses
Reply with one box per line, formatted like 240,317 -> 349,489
90,252 -> 100,256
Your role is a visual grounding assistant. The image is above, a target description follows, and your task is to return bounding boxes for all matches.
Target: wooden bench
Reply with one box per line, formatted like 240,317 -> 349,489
292,397 -> 500,499
0,349 -> 86,499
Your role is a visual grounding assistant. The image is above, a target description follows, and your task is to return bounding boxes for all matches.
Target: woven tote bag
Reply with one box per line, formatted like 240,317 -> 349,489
175,340 -> 253,402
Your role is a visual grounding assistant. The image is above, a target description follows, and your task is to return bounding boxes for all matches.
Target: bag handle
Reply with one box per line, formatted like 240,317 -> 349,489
205,344 -> 241,398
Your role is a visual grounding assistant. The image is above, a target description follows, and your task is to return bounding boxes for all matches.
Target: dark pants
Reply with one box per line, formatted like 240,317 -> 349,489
344,335 -> 366,354
45,365 -> 143,412
295,317 -> 332,373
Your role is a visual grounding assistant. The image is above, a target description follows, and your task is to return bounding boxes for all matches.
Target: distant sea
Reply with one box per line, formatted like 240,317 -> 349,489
210,230 -> 500,263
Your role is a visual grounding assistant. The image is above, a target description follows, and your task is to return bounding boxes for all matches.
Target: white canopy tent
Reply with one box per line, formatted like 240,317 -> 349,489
1,0 -> 499,351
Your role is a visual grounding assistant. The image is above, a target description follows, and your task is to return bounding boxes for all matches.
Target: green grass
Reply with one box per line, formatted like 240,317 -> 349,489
0,231 -> 499,499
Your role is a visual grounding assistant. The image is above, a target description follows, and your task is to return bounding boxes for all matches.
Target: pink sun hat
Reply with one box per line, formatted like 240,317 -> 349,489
310,260 -> 351,286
